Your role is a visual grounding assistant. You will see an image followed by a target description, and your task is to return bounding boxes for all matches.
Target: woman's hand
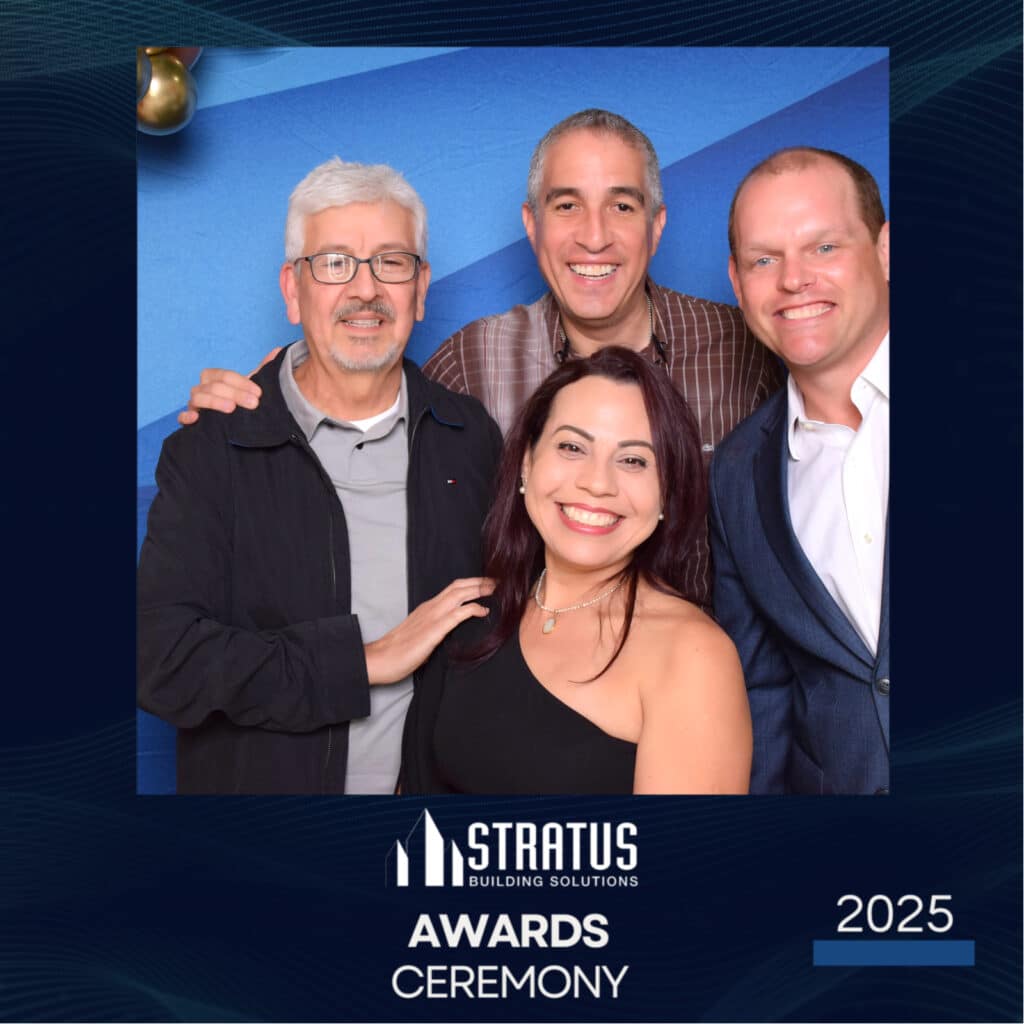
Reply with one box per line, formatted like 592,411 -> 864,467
364,577 -> 495,685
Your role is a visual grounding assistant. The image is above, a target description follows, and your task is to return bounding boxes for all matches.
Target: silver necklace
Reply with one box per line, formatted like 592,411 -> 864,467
533,568 -> 626,635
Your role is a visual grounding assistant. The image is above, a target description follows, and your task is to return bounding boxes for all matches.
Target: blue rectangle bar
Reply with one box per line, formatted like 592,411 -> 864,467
813,940 -> 975,966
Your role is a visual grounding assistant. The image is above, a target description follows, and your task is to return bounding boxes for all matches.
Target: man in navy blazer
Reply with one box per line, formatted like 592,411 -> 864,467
709,148 -> 890,794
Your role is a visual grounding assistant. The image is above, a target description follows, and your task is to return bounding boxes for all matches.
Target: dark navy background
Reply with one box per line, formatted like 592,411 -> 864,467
3,2 -> 1021,1021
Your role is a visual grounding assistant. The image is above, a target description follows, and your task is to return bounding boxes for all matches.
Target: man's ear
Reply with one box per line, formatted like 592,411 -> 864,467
649,204 -> 667,257
522,202 -> 537,252
414,261 -> 432,322
727,256 -> 742,305
280,262 -> 302,325
876,222 -> 890,282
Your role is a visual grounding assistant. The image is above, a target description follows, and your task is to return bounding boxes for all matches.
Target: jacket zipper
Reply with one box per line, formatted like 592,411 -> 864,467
397,406 -> 431,795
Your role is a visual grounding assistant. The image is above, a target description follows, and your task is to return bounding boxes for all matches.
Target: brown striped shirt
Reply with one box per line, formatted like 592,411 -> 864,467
422,279 -> 783,608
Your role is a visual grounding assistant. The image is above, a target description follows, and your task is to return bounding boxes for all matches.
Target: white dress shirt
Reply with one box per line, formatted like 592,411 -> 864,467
786,334 -> 889,656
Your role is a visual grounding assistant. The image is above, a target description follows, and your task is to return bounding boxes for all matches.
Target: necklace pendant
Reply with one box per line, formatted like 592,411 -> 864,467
542,616 -> 557,634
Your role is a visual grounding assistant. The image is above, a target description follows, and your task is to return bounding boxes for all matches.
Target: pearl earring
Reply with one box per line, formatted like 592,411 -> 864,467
658,512 -> 664,521
519,479 -> 526,495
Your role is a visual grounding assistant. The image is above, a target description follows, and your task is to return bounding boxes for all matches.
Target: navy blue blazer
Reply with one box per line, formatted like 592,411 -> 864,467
708,388 -> 889,795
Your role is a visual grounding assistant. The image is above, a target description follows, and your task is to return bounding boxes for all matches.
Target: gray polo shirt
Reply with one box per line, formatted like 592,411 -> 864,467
280,342 -> 411,794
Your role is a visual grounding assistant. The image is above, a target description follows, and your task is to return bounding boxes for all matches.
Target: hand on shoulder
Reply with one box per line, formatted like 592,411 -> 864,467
176,348 -> 281,426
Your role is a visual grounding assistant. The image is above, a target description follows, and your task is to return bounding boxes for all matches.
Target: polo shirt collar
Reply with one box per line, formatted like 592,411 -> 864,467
279,339 -> 407,442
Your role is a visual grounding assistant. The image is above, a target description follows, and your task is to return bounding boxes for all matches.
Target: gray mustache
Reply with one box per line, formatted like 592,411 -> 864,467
334,300 -> 395,323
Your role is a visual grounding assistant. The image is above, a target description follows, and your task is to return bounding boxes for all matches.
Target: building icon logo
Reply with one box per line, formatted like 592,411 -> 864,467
386,809 -> 465,888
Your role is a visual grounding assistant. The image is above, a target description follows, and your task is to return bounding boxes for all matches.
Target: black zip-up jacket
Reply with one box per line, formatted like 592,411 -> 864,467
137,349 -> 502,794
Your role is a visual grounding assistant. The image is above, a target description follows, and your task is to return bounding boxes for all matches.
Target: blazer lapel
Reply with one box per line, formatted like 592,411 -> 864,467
752,406 -> 875,674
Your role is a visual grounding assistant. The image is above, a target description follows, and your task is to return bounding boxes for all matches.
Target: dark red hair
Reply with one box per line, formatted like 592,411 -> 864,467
463,346 -> 706,677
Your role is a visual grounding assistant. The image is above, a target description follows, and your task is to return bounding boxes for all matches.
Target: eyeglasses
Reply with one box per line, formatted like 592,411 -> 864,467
296,251 -> 421,285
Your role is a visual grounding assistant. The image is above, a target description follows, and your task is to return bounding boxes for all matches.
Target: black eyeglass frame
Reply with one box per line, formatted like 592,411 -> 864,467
294,251 -> 422,285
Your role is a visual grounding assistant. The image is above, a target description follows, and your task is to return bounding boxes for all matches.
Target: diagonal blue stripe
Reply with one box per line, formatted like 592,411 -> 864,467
195,46 -> 465,110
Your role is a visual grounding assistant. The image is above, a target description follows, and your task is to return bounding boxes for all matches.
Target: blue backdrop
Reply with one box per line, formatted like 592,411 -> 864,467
137,47 -> 888,791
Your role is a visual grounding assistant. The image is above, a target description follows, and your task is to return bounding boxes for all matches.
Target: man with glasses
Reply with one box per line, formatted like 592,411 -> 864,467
137,157 -> 502,794
179,111 -> 782,610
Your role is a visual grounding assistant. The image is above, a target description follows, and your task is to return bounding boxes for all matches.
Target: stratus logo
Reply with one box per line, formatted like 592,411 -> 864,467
386,810 -> 638,890
387,810 -> 464,887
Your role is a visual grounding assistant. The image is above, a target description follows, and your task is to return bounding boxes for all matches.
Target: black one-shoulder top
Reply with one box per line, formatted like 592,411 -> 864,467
430,628 -> 637,794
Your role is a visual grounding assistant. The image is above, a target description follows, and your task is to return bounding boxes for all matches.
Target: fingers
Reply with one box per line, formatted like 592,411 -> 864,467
417,579 -> 494,639
187,378 -> 260,414
442,580 -> 494,629
431,579 -> 495,628
365,582 -> 494,684
177,409 -> 199,426
450,601 -> 490,624
442,576 -> 496,601
198,367 -> 260,390
187,383 -> 238,415
198,368 -> 261,399
421,599 -> 489,654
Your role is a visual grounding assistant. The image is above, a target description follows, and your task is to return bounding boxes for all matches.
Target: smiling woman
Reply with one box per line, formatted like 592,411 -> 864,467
402,347 -> 752,795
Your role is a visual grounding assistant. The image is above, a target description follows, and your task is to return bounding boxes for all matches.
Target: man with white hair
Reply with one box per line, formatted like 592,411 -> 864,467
137,158 -> 501,794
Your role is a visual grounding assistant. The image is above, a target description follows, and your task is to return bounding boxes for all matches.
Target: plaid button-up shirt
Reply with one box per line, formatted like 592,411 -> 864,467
422,280 -> 783,608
